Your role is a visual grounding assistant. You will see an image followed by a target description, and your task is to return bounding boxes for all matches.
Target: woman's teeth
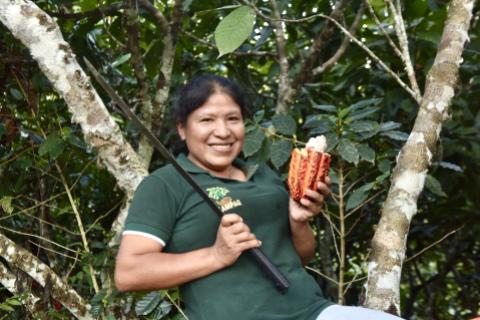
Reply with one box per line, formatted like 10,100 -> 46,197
210,144 -> 233,151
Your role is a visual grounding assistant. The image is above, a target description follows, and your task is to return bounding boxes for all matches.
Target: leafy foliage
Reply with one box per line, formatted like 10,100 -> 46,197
0,0 -> 479,319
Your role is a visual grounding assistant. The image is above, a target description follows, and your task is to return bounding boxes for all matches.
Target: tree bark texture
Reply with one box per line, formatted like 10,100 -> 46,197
0,1 -> 148,201
365,0 -> 475,315
0,232 -> 92,319
0,262 -> 40,313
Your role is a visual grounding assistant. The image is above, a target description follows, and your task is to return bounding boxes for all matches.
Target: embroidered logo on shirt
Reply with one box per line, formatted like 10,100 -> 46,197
206,187 -> 242,212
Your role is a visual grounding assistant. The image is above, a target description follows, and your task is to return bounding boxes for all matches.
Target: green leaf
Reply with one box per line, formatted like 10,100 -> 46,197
338,108 -> 351,119
357,143 -> 376,163
253,110 -> 265,123
153,300 -> 172,320
270,140 -> 292,169
39,132 -> 64,159
348,120 -> 380,133
312,104 -> 337,113
380,130 -> 409,141
0,304 -> 14,312
135,291 -> 162,316
425,175 -> 447,197
272,114 -> 297,135
9,88 -> 23,100
89,304 -> 104,318
214,6 -> 255,57
243,127 -> 265,156
377,159 -> 392,173
379,121 -> 401,131
303,115 -> 334,131
325,133 -> 339,152
112,53 -> 131,68
0,196 -> 13,214
337,139 -> 359,165
0,196 -> 14,214
348,98 -> 383,111
346,182 -> 375,210
347,107 -> 381,121
6,299 -> 21,306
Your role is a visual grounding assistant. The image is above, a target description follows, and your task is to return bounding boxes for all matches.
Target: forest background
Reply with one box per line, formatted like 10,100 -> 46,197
0,0 -> 479,319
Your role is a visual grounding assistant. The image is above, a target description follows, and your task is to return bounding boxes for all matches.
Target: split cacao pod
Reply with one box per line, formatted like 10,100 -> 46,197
287,147 -> 331,201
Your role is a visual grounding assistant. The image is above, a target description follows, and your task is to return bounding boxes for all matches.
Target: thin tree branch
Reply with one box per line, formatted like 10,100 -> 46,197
386,0 -> 422,100
365,0 -> 403,60
405,226 -> 464,263
269,0 -> 292,114
240,0 -> 418,101
125,0 -> 155,168
180,30 -> 274,56
151,0 -> 183,135
319,12 -> 418,102
291,0 -> 349,90
345,190 -> 384,220
28,239 -> 80,262
305,266 -> 339,285
46,2 -> 124,20
0,225 -> 78,254
313,1 -> 365,75
55,162 -> 100,293
138,0 -> 169,34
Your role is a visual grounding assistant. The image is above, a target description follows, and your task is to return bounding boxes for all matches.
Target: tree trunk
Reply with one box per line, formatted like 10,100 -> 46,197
0,1 -> 148,201
365,0 -> 475,315
0,232 -> 92,319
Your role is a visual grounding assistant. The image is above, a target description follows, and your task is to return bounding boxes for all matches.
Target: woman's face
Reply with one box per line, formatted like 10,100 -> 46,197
176,92 -> 245,176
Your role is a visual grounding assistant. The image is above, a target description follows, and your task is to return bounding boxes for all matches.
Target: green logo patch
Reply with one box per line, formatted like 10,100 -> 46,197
206,186 -> 242,212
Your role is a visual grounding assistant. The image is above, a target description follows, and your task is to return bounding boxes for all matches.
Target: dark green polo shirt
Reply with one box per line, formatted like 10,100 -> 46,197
124,153 -> 333,320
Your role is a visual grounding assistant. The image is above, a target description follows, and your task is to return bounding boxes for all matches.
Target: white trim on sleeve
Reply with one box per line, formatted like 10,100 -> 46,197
122,231 -> 166,246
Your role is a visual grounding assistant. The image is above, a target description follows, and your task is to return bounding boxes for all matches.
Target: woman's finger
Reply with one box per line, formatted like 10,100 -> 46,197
324,176 -> 331,187
220,213 -> 243,227
227,221 -> 250,235
304,189 -> 325,204
300,197 -> 321,215
316,181 -> 330,197
238,239 -> 262,252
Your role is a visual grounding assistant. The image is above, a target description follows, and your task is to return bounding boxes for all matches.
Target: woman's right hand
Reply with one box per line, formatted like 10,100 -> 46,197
210,213 -> 262,268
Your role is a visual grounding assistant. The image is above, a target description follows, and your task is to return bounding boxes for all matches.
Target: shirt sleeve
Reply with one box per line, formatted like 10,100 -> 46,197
123,174 -> 179,246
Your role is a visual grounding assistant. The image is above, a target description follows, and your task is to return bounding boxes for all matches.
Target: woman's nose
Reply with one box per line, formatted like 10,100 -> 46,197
213,121 -> 231,137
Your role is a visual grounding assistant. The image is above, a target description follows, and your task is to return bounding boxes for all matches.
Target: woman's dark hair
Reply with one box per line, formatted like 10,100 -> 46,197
172,74 -> 250,125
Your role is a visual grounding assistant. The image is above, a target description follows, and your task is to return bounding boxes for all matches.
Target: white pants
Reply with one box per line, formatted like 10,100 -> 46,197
317,305 -> 405,320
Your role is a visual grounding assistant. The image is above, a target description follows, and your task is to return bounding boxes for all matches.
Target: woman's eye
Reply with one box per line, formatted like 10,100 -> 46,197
200,118 -> 213,122
228,117 -> 241,121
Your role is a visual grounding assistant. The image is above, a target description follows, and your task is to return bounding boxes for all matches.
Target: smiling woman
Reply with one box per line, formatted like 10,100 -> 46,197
114,74 -> 404,320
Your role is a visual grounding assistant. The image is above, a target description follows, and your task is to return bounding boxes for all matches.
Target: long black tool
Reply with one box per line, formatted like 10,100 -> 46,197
84,58 -> 289,293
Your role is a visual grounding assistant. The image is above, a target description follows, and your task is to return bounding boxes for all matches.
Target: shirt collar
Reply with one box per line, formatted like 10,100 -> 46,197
176,153 -> 259,179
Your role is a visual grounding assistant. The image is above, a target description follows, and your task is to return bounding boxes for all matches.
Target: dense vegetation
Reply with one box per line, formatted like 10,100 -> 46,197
0,0 -> 479,319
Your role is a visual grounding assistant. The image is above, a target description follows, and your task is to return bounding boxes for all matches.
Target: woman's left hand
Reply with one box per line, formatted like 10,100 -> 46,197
289,177 -> 331,223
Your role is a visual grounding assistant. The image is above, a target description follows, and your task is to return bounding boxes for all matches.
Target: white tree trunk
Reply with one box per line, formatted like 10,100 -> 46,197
365,0 -> 475,314
0,232 -> 92,319
0,1 -> 148,201
0,262 -> 40,313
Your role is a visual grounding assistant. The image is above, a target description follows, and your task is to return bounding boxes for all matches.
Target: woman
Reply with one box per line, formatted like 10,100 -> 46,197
115,74 -> 404,320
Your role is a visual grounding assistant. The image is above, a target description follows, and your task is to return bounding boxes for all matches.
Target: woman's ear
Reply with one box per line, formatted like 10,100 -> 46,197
176,122 -> 186,140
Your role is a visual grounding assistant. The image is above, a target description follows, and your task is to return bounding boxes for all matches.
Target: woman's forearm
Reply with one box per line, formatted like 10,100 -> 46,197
289,218 -> 316,265
115,246 -> 223,291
